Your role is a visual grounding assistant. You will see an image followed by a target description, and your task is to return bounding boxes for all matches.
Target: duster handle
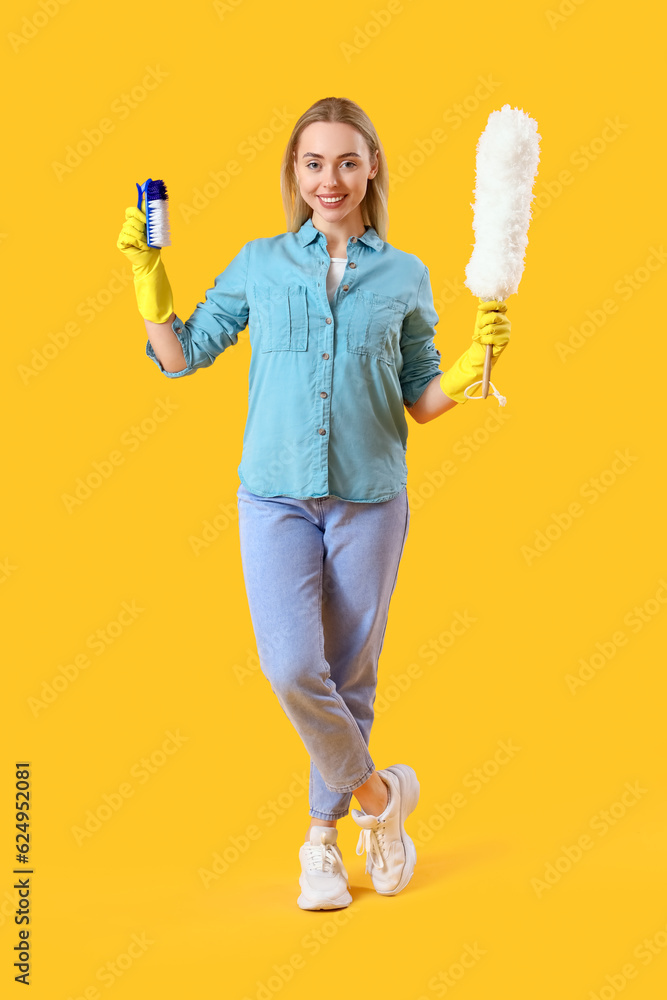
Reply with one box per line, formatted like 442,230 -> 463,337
482,344 -> 493,399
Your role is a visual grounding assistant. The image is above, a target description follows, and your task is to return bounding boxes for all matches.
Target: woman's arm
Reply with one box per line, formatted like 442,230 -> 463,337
406,374 -> 458,423
408,302 -> 511,421
144,313 -> 187,372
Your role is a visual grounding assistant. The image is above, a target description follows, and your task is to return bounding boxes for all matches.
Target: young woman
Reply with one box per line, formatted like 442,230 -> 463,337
117,96 -> 510,911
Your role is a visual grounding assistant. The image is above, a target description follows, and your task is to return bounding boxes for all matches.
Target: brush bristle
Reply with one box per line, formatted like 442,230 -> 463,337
146,179 -> 168,202
146,199 -> 171,248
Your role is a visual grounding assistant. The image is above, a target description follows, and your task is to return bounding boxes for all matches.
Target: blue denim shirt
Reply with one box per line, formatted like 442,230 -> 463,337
145,216 -> 444,502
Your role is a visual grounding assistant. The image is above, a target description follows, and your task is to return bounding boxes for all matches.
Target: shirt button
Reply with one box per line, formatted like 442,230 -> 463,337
320,391 -> 327,398
318,428 -> 326,435
322,353 -> 330,359
325,317 -> 332,324
351,236 -> 357,243
342,284 -> 349,291
349,262 -> 357,269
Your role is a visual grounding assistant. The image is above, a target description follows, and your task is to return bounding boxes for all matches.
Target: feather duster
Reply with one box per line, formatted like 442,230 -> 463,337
465,104 -> 541,302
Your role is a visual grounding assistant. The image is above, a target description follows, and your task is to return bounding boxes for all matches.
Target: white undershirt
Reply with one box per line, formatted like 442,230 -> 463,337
326,257 -> 347,302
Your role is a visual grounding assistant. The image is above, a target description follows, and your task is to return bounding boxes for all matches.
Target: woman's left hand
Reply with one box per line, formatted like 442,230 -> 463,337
472,299 -> 511,357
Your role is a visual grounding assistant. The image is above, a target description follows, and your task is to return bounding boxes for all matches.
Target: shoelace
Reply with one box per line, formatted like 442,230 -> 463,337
355,820 -> 386,873
303,838 -> 348,879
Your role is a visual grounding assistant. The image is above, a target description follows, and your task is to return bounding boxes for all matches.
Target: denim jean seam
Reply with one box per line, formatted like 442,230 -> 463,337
369,491 -> 409,717
323,760 -> 376,794
315,523 -> 376,786
309,808 -> 349,820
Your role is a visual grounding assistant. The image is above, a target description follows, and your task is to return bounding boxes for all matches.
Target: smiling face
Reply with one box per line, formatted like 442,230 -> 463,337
293,120 -> 378,233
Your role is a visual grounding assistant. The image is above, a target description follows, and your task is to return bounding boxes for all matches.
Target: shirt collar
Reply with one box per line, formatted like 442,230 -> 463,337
296,215 -> 383,251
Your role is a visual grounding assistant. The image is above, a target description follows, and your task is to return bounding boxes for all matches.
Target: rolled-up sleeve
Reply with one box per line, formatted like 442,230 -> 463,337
146,240 -> 250,378
399,264 -> 444,406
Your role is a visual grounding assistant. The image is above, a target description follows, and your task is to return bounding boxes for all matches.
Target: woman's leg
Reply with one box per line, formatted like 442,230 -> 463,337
309,486 -> 410,823
236,485 -> 377,823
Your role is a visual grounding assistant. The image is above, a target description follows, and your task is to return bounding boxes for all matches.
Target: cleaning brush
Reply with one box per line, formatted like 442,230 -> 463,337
136,178 -> 171,248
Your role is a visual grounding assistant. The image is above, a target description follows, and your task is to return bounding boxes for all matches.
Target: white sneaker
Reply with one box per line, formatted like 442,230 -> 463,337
351,764 -> 420,895
297,826 -> 353,910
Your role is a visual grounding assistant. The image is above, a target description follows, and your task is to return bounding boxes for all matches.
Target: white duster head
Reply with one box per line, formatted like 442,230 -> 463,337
464,105 -> 541,301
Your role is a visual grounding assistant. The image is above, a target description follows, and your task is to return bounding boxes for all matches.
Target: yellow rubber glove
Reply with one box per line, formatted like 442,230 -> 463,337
116,203 -> 174,323
439,299 -> 511,403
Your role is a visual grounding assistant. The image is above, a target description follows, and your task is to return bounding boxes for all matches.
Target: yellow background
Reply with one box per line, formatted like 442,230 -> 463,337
2,0 -> 666,997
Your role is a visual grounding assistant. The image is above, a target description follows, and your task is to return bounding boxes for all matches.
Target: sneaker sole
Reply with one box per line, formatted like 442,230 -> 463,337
297,888 -> 353,910
374,764 -> 420,896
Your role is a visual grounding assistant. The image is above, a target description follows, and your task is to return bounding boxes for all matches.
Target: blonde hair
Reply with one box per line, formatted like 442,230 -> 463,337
280,96 -> 389,241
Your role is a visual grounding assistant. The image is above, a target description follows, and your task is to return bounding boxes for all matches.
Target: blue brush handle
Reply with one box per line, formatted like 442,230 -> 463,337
136,178 -> 155,246
136,178 -> 151,210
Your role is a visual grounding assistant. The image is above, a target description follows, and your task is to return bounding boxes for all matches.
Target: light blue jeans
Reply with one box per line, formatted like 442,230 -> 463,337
236,483 -> 410,820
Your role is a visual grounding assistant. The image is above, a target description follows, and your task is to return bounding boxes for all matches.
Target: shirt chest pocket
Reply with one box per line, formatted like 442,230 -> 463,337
251,284 -> 309,352
346,290 -> 408,365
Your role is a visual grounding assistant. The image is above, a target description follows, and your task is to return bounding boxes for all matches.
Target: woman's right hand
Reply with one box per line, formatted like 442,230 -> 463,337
116,205 -> 160,275
116,203 -> 174,323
